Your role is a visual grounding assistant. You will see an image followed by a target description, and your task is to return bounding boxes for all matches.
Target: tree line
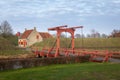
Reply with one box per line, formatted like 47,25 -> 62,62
54,29 -> 120,38
0,20 -> 120,38
75,29 -> 108,38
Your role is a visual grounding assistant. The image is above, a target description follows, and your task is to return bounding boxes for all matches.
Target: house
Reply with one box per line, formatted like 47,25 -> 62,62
18,27 -> 52,48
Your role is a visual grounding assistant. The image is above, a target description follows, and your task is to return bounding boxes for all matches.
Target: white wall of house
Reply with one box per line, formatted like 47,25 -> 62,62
27,30 -> 43,47
18,28 -> 44,48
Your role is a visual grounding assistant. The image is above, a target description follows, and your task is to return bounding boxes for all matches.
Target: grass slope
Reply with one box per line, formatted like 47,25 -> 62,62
34,38 -> 120,51
0,63 -> 120,80
0,36 -> 31,56
0,36 -> 15,50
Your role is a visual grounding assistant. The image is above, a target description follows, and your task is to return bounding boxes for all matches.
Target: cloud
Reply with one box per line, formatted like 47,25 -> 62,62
112,0 -> 120,3
0,0 -> 120,19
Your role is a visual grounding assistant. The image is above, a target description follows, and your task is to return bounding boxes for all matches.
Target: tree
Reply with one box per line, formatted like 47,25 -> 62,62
95,32 -> 101,38
91,29 -> 96,38
0,20 -> 13,36
81,34 -> 85,38
75,34 -> 81,38
110,29 -> 120,37
90,29 -> 101,38
101,33 -> 107,38
60,33 -> 66,38
86,34 -> 91,38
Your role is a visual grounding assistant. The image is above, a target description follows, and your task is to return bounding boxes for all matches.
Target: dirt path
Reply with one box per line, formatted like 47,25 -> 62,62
0,53 -> 35,60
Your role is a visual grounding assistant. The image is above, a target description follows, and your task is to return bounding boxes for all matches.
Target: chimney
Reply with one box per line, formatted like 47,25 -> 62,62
25,28 -> 27,31
34,27 -> 36,31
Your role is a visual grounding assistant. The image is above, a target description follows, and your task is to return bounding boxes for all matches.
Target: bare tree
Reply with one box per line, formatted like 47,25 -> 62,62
0,20 -> 13,36
90,29 -> 101,38
60,33 -> 66,38
101,33 -> 107,38
110,29 -> 120,37
86,34 -> 91,38
75,34 -> 81,38
91,29 -> 96,38
95,32 -> 101,38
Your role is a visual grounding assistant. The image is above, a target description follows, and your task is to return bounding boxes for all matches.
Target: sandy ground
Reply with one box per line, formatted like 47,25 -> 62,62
0,53 -> 35,60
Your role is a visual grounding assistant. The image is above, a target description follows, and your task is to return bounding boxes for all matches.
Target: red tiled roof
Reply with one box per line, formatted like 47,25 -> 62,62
39,32 -> 52,38
20,30 -> 33,39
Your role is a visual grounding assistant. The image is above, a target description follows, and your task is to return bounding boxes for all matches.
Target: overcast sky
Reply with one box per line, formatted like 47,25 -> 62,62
0,0 -> 120,35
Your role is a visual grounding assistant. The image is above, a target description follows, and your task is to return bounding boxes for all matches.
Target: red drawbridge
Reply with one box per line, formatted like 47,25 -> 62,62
33,25 -> 114,62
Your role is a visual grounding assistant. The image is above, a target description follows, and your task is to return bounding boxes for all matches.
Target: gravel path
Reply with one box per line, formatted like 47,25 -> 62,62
109,58 -> 120,63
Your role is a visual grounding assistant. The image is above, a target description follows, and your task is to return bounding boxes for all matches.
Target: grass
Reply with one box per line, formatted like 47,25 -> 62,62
0,49 -> 30,56
0,63 -> 120,80
33,38 -> 120,51
0,36 -> 15,50
0,36 -> 31,56
0,36 -> 120,56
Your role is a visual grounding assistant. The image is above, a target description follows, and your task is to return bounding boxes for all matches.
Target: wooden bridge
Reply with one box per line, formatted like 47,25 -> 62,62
32,25 -> 120,62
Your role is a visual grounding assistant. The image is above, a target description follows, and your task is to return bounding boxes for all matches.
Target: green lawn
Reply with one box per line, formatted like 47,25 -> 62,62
0,63 -> 120,80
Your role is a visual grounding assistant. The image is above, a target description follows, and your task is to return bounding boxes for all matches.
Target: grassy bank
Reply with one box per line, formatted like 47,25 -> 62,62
0,49 -> 30,55
34,38 -> 120,51
0,36 -> 31,56
0,36 -> 120,56
0,63 -> 120,80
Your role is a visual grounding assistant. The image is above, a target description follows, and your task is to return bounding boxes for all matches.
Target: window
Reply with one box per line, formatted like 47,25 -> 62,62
21,42 -> 23,45
36,35 -> 39,39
